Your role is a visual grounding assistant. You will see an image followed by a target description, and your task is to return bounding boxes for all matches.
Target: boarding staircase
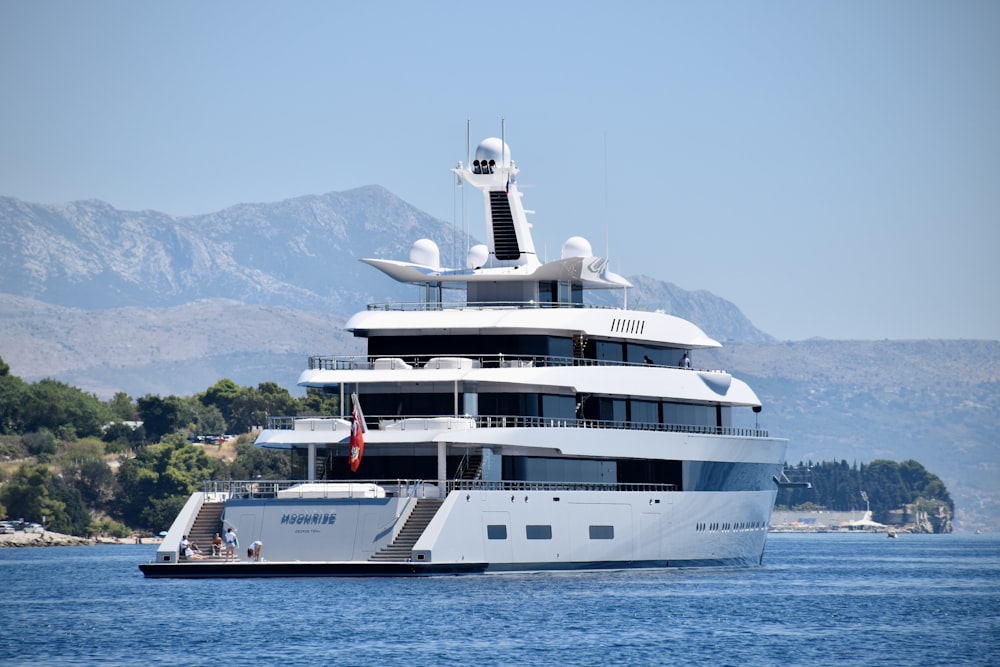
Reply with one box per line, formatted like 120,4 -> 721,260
368,498 -> 444,562
184,502 -> 226,560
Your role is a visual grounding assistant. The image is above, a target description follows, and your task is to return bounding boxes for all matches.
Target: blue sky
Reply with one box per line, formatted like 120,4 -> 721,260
2,1 -> 997,341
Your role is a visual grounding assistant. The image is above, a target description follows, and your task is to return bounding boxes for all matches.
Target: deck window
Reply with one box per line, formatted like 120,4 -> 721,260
629,399 -> 658,425
486,525 -> 508,540
504,457 -> 615,483
589,525 -> 614,540
363,392 -> 454,417
525,525 -> 552,540
367,334 -> 573,360
479,392 -> 575,420
594,340 -> 624,362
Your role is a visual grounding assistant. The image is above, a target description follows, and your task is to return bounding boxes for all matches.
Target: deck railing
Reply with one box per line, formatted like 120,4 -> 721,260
201,479 -> 431,500
306,353 -> 706,372
202,478 -> 678,498
365,300 -> 611,312
444,479 -> 678,493
265,413 -> 769,439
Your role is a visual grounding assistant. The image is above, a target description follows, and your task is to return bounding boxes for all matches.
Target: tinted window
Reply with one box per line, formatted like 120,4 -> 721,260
589,525 -> 614,540
487,525 -> 507,540
525,525 -> 552,540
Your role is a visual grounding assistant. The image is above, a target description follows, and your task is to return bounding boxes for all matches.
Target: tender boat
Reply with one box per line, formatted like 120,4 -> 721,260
140,132 -> 787,578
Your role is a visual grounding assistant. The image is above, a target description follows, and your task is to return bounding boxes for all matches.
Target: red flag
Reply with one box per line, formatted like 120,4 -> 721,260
348,399 -> 365,473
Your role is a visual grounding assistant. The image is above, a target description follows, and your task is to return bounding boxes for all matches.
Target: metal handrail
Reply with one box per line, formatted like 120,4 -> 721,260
305,352 -> 715,372
452,450 -> 472,482
445,480 -> 678,493
365,300 -> 616,312
266,413 -> 769,439
201,478 -> 431,500
202,478 -> 678,496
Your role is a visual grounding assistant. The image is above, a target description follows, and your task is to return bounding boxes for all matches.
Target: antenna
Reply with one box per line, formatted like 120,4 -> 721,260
604,131 -> 609,260
465,119 -> 471,262
501,117 -> 506,172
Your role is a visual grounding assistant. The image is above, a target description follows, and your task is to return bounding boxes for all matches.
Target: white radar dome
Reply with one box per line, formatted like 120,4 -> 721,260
409,239 -> 440,267
467,244 -> 489,268
561,236 -> 593,259
475,138 -> 512,168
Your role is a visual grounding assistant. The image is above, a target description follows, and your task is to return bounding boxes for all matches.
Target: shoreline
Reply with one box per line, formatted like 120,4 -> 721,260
0,532 -> 164,548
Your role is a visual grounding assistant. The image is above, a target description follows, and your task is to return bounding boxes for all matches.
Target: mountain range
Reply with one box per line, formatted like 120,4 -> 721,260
0,190 -> 996,530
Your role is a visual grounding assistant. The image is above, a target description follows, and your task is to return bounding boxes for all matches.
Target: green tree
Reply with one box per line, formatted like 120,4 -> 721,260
200,379 -> 241,429
64,457 -> 118,510
105,391 -> 137,421
298,387 -> 339,417
176,397 -> 226,436
258,382 -> 299,416
230,381 -> 300,433
0,463 -> 90,535
862,460 -> 908,522
21,379 -> 110,439
225,440 -> 290,480
113,435 -> 217,530
0,357 -> 27,434
57,438 -> 117,511
776,458 -> 953,517
103,421 -> 145,452
49,475 -> 91,535
136,394 -> 183,443
22,429 -> 59,462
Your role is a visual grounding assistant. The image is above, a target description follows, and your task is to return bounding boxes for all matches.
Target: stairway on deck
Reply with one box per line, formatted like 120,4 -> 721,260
184,502 -> 225,560
459,453 -> 483,482
369,498 -> 444,562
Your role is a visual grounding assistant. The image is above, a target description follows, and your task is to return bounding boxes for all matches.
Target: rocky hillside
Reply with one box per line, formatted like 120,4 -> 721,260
0,189 -> 459,314
0,191 -> 770,342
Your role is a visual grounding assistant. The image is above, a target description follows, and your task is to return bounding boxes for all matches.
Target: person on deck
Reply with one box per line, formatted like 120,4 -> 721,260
224,528 -> 238,561
212,532 -> 223,556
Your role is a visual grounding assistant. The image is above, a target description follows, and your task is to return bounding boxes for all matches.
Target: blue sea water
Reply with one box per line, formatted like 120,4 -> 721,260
0,533 -> 997,666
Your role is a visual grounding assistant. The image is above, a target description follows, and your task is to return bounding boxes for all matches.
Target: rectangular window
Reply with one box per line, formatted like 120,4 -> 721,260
541,394 -> 575,420
595,340 -> 624,362
629,399 -> 658,425
589,525 -> 615,540
486,525 -> 508,540
596,397 -> 626,423
525,525 -> 552,540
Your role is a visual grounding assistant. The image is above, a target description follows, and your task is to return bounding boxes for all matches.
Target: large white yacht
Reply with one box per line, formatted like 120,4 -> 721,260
141,135 -> 787,577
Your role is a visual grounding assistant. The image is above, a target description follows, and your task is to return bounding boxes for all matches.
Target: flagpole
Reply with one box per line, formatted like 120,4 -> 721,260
348,392 -> 367,473
351,392 -> 367,433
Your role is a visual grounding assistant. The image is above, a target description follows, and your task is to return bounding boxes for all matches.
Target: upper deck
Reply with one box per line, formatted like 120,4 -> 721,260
295,350 -> 761,410
347,300 -> 722,350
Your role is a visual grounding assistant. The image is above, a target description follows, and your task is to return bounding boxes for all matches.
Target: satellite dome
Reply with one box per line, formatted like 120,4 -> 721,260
475,138 -> 512,168
561,236 -> 593,259
409,239 -> 440,267
467,244 -> 489,268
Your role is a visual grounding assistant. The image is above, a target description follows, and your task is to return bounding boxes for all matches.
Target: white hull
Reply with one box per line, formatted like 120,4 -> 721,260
417,488 -> 777,568
151,481 -> 779,571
